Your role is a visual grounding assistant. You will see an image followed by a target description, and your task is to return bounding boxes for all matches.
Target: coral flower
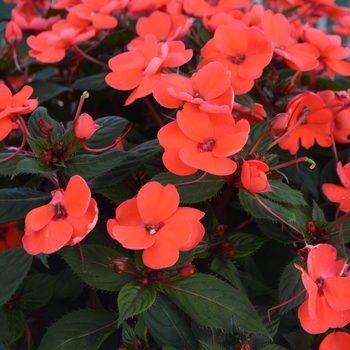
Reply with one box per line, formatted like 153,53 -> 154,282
127,11 -> 192,50
27,20 -> 96,63
277,92 -> 333,154
241,160 -> 271,193
23,175 -> 98,255
183,0 -> 249,17
319,332 -> 350,350
158,103 -> 250,176
0,84 -> 38,141
294,244 -> 350,334
0,222 -> 23,252
5,21 -> 22,47
106,34 -> 193,105
73,112 -> 100,141
107,181 -> 205,269
322,161 -> 350,212
152,62 -> 234,114
199,19 -> 273,95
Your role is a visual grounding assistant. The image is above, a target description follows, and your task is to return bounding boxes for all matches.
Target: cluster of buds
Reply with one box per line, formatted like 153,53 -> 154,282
306,220 -> 329,244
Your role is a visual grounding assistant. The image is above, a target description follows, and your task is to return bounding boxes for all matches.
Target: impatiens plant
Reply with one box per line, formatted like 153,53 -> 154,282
1,0 -> 350,349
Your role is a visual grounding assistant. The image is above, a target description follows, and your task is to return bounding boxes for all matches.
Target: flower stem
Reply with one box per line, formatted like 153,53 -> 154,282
271,157 -> 316,170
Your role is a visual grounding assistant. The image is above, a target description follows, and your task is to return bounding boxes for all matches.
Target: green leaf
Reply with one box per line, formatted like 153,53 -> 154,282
239,271 -> 273,297
0,188 -> 50,223
230,233 -> 267,258
118,282 -> 156,326
262,181 -> 307,206
164,274 -> 269,336
257,221 -> 298,244
0,248 -> 33,306
144,293 -> 197,350
278,258 -> 305,314
152,172 -> 225,204
242,122 -> 270,156
84,116 -> 130,150
121,322 -> 136,346
27,107 -> 63,139
0,308 -> 12,347
18,274 -> 57,310
0,306 -> 26,348
94,182 -> 135,204
72,73 -> 108,91
259,345 -> 289,350
37,309 -> 118,350
283,329 -> 314,350
0,153 -> 27,176
312,200 -> 326,226
234,94 -> 255,114
88,140 -> 162,189
29,80 -> 71,103
53,269 -> 85,300
239,190 -> 296,223
59,245 -> 134,292
63,149 -> 129,178
210,259 -> 247,295
12,158 -> 55,177
26,136 -> 49,156
198,341 -> 226,350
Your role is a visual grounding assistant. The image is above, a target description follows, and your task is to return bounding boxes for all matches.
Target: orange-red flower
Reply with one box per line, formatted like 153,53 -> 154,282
277,92 -> 333,155
5,21 -> 22,47
106,34 -> 193,105
152,62 -> 234,114
319,332 -> 350,350
127,11 -> 192,50
183,0 -> 249,17
73,112 -> 100,141
27,20 -> 96,63
294,244 -> 350,334
232,102 -> 266,125
23,175 -> 98,255
157,103 -> 250,176
199,19 -> 273,95
322,161 -> 350,213
0,84 -> 38,141
333,15 -> 350,36
107,181 -> 205,269
241,160 -> 271,193
0,222 -> 23,252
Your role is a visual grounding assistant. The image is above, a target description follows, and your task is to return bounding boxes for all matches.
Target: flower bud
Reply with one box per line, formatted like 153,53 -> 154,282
176,262 -> 196,278
139,277 -> 149,286
110,257 -> 129,273
5,21 -> 22,47
39,118 -> 54,138
306,220 -> 316,233
215,224 -> 228,236
269,112 -> 291,138
73,112 -> 100,141
239,341 -> 254,350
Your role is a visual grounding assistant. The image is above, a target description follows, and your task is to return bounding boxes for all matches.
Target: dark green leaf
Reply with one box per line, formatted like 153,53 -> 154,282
259,345 -> 289,350
283,329 -> 314,350
0,306 -> 25,348
26,136 -> 49,156
144,293 -> 197,350
257,220 -> 298,244
29,80 -> 71,103
121,322 -> 136,347
53,269 -> 85,300
72,73 -> 108,91
0,248 -> 33,306
0,308 -> 11,347
12,158 -> 55,177
18,274 -> 57,310
0,188 -> 50,223
37,309 -> 118,350
118,282 -> 156,325
27,107 -> 63,139
93,182 -> 135,204
84,116 -> 130,150
312,200 -> 326,226
210,259 -> 247,295
59,245 -> 134,292
230,233 -> 267,258
63,149 -> 129,178
239,190 -> 296,223
165,274 -> 269,336
234,95 -> 255,114
262,181 -> 307,206
278,258 -> 305,314
239,271 -> 273,297
198,341 -> 226,350
88,140 -> 162,189
0,153 -> 27,176
152,172 -> 225,204
242,122 -> 270,156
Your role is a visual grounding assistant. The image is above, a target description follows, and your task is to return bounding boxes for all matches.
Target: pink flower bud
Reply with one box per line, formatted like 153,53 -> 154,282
5,21 -> 22,47
269,111 -> 291,139
73,112 -> 100,141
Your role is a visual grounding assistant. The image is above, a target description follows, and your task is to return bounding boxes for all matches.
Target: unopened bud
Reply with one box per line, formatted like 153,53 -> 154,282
5,21 -> 22,47
39,118 -> 54,138
306,220 -> 316,233
40,150 -> 52,163
110,257 -> 129,274
176,262 -> 196,278
269,111 -> 291,138
239,341 -> 254,350
139,277 -> 149,286
215,224 -> 228,236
